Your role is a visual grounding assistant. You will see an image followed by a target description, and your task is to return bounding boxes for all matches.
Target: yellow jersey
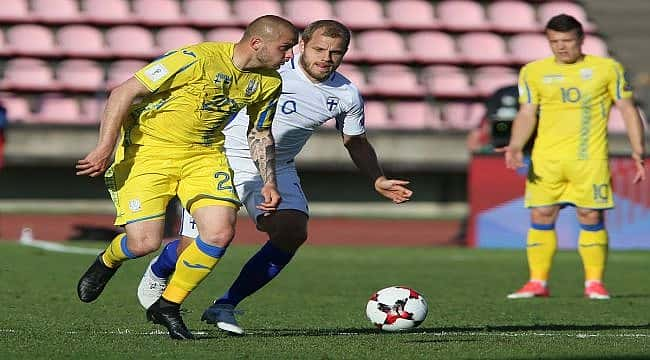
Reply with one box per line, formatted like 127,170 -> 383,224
127,42 -> 282,147
518,55 -> 632,160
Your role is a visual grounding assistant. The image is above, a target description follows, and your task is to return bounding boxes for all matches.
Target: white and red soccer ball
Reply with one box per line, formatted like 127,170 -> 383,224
366,286 -> 428,331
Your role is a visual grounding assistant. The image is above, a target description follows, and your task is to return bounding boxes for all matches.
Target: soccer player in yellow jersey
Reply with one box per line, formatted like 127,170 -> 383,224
75,15 -> 299,339
503,14 -> 646,300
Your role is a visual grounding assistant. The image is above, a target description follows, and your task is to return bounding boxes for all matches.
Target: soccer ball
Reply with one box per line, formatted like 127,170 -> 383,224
365,286 -> 428,331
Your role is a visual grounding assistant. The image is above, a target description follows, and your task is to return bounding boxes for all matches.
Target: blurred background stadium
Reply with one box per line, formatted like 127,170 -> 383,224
0,0 -> 648,247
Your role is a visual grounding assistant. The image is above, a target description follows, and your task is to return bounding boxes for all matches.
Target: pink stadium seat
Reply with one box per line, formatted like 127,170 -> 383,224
368,65 -> 425,97
340,35 -> 364,62
32,0 -> 83,24
407,31 -> 459,64
82,0 -> 134,25
423,65 -> 475,98
205,28 -> 245,43
356,31 -> 410,63
157,27 -> 204,51
1,58 -> 58,91
183,0 -> 238,27
133,0 -> 184,26
336,63 -> 370,95
106,26 -> 157,58
583,35 -> 608,57
437,0 -> 490,31
386,0 -> 439,30
6,25 -> 59,57
607,106 -> 625,134
467,102 -> 486,128
487,1 -> 540,33
57,25 -> 109,58
284,0 -> 334,28
473,67 -> 518,96
334,0 -> 386,30
56,59 -> 105,92
0,0 -> 31,23
233,0 -> 282,24
390,101 -> 438,130
363,101 -> 392,129
442,102 -> 476,130
0,31 -> 10,56
1,96 -> 32,123
538,1 -> 596,32
509,33 -> 553,64
106,60 -> 147,89
32,96 -> 82,124
458,32 -> 510,65
79,97 -> 106,124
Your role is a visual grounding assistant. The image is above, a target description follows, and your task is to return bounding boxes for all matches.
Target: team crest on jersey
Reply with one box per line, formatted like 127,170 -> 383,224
128,199 -> 141,212
245,80 -> 258,96
580,68 -> 593,80
326,96 -> 339,111
542,74 -> 563,84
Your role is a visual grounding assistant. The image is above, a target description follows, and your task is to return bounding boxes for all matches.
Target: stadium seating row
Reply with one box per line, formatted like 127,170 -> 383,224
0,58 -> 520,98
0,94 -> 631,134
0,24 -> 607,65
0,0 -> 595,32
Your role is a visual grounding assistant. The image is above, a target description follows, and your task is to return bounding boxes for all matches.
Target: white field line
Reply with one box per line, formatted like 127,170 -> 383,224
1,328 -> 648,338
18,230 -> 103,255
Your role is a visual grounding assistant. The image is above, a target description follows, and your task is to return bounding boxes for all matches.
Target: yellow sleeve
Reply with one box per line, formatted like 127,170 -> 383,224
133,49 -> 200,92
518,65 -> 538,105
247,80 -> 282,130
608,60 -> 633,100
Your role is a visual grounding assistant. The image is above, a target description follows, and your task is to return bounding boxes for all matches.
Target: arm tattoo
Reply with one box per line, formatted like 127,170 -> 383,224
248,127 -> 277,186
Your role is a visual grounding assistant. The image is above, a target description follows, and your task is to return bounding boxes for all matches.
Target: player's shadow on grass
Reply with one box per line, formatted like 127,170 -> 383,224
196,323 -> 650,338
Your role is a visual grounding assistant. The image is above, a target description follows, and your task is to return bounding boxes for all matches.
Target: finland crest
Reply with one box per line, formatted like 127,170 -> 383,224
326,96 -> 339,111
245,80 -> 258,96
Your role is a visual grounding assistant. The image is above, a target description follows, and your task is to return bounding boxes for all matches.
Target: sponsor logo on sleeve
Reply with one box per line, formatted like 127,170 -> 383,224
144,63 -> 169,83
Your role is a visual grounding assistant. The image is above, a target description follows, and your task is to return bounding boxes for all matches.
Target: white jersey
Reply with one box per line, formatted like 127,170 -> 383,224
223,55 -> 366,172
181,56 -> 367,236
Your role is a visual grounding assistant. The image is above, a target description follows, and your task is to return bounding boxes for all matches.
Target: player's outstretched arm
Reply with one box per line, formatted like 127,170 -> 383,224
76,77 -> 149,177
617,98 -> 646,183
342,133 -> 413,204
248,126 -> 281,211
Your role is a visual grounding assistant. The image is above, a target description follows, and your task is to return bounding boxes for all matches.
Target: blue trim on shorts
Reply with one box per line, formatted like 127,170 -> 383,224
580,222 -> 605,231
531,223 -> 555,231
120,235 -> 137,259
195,236 -> 226,258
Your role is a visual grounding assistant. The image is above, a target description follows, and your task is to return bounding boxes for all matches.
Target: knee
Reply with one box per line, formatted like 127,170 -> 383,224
577,209 -> 602,225
268,222 -> 308,251
199,226 -> 235,248
126,236 -> 161,256
531,207 -> 558,224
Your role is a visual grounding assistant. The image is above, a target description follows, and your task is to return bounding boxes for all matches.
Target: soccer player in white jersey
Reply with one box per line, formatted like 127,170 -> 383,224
137,20 -> 413,334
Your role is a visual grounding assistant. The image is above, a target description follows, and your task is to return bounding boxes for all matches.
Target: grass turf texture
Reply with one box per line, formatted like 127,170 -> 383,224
1,241 -> 649,359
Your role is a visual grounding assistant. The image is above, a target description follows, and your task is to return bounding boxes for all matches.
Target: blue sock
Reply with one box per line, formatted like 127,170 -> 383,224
216,241 -> 294,307
151,239 -> 180,278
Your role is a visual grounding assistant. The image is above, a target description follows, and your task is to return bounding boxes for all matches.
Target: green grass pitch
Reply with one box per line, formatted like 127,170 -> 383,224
1,241 -> 649,359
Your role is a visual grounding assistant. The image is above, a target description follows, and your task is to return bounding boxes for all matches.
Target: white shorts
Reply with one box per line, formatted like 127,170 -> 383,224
180,163 -> 309,238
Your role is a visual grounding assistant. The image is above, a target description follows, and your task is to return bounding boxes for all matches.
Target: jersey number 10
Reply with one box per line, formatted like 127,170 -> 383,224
561,87 -> 582,103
